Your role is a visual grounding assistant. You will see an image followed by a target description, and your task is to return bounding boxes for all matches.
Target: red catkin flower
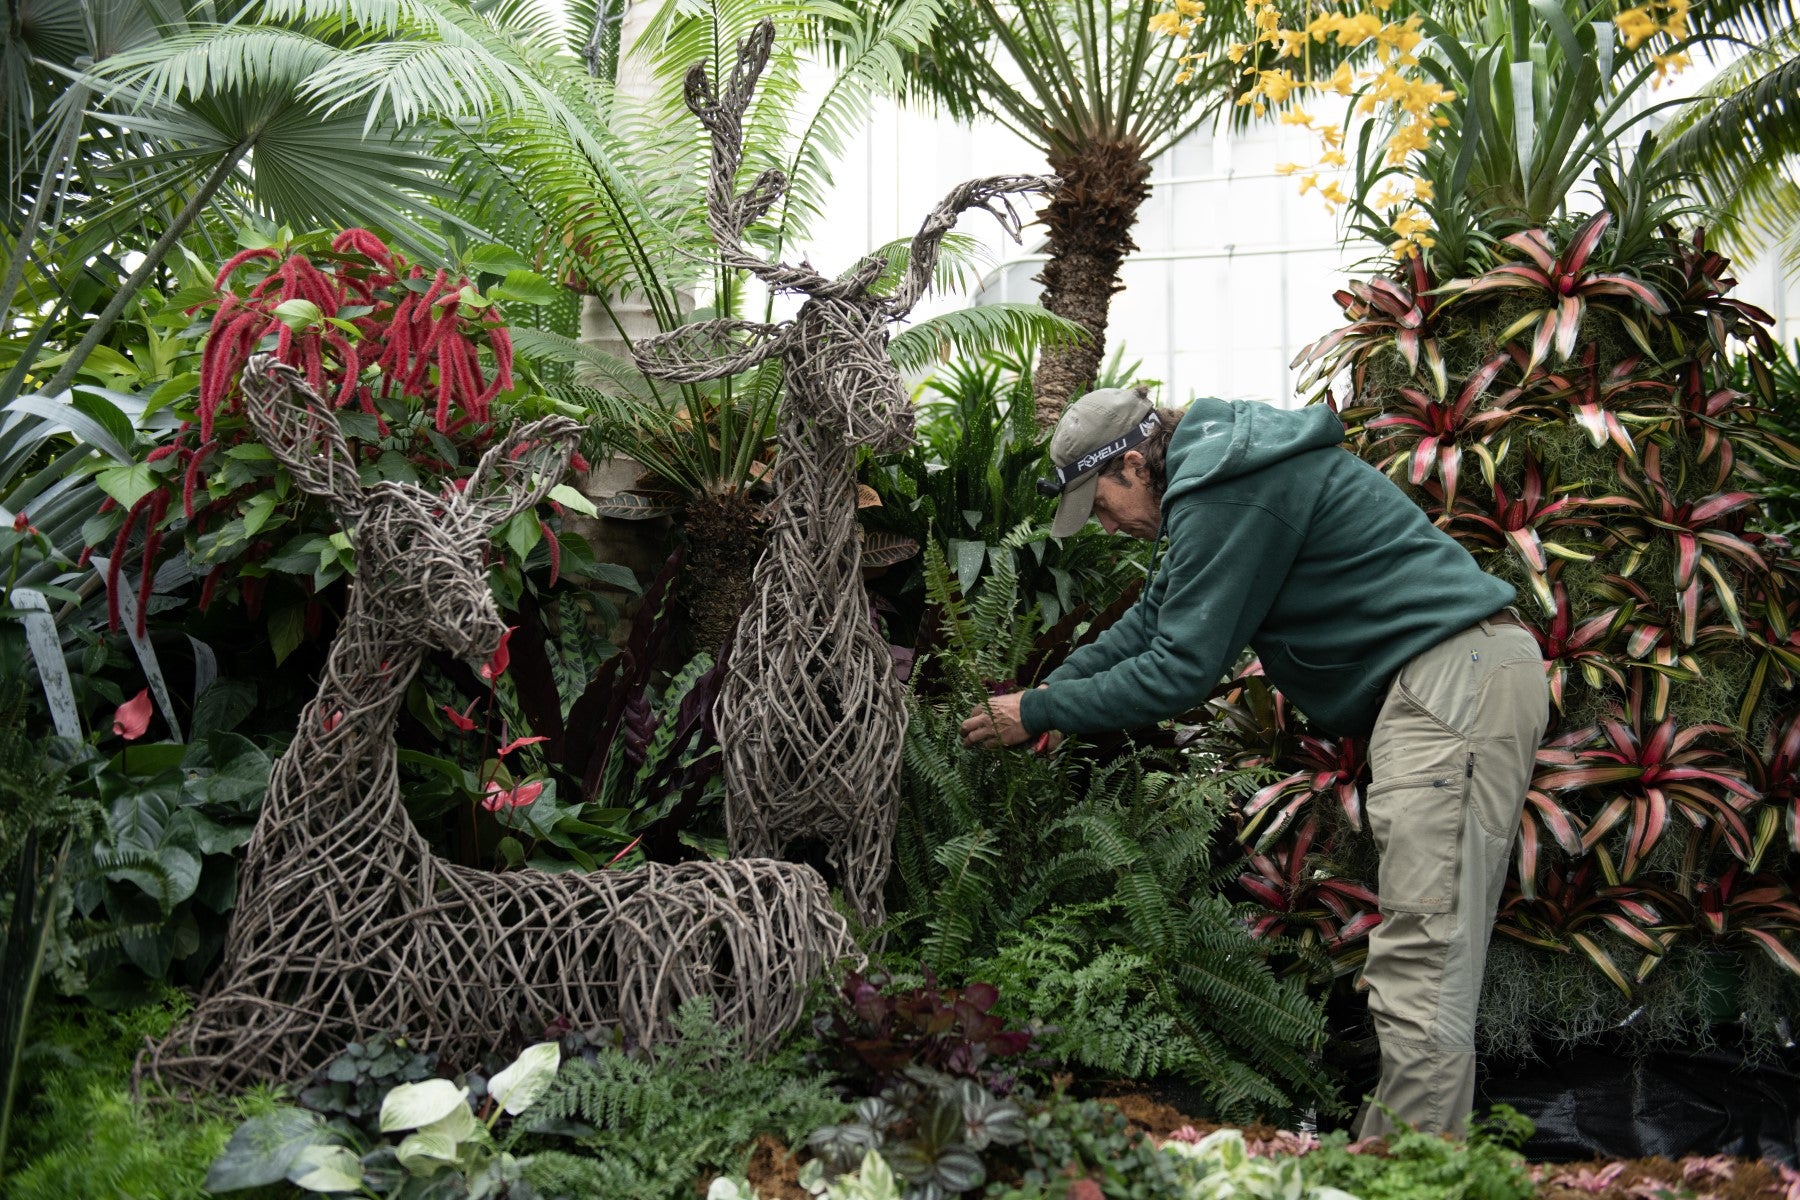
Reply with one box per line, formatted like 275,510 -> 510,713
106,495 -> 151,631
199,565 -> 224,611
213,247 -> 279,291
183,440 -> 217,519
540,520 -> 560,585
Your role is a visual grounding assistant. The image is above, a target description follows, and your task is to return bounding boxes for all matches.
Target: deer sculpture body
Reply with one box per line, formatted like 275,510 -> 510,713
632,20 -> 1055,926
146,356 -> 852,1091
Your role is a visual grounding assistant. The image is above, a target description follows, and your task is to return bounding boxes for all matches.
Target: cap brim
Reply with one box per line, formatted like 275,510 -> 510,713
1050,472 -> 1098,538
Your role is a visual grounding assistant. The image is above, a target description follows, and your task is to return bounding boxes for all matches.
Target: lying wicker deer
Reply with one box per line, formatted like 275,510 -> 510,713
145,356 -> 852,1091
633,18 -> 1054,926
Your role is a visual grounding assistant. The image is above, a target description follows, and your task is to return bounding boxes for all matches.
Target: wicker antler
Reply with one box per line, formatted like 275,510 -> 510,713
633,20 -> 1055,926
143,358 -> 854,1092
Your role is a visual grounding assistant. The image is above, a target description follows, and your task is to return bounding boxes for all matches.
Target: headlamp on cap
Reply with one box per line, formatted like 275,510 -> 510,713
1037,409 -> 1160,497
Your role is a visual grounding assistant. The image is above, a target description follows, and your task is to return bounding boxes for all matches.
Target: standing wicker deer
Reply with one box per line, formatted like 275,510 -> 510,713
631,20 -> 1054,926
145,356 -> 852,1091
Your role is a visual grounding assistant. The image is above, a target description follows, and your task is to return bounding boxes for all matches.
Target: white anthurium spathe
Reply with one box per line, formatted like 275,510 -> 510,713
379,1078 -> 471,1133
487,1041 -> 561,1115
287,1144 -> 365,1193
431,1095 -> 479,1140
395,1129 -> 461,1176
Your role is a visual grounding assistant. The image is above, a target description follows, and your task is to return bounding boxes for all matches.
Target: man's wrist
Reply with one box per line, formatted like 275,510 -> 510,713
1018,686 -> 1047,737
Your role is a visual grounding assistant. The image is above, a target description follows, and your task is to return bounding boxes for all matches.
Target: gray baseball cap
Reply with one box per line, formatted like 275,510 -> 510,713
1040,387 -> 1159,537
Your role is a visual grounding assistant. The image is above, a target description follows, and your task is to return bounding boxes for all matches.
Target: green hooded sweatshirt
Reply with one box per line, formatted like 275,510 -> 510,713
1018,397 -> 1515,738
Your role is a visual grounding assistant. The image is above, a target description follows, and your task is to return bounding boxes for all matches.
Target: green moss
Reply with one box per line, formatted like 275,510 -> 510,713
1476,937 -> 1749,1060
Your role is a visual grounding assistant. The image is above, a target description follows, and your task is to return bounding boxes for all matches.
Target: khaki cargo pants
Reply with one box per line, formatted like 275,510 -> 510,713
1354,613 -> 1548,1139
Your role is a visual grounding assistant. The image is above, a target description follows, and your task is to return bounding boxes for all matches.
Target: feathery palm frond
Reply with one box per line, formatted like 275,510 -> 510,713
1658,31 -> 1800,264
888,303 -> 1086,374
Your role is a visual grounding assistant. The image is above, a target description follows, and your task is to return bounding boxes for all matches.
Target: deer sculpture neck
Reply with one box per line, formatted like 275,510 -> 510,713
232,355 -> 576,861
272,599 -> 427,842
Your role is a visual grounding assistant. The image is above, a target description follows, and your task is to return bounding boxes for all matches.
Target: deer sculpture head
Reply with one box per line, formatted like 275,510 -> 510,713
239,354 -> 578,664
632,18 -> 1055,452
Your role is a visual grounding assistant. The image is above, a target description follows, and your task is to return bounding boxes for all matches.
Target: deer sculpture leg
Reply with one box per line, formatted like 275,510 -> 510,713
143,358 -> 853,1092
716,400 -> 906,926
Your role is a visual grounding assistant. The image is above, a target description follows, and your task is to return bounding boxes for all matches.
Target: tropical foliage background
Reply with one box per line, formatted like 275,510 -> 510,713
2,0 -> 1799,1193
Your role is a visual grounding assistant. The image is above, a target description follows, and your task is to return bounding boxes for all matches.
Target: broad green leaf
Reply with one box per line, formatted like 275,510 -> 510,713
269,605 -> 306,666
503,510 -> 541,560
468,244 -> 532,275
69,390 -> 138,457
948,539 -> 986,596
272,299 -> 323,328
242,492 -> 278,536
379,1079 -> 469,1132
493,269 -> 561,306
488,1042 -> 560,1114
205,1108 -> 330,1191
394,1130 -> 459,1175
588,562 -> 642,592
420,1097 -> 477,1141
182,733 -> 273,813
107,786 -> 175,851
287,1144 -> 363,1193
96,462 -> 159,509
548,484 -> 597,517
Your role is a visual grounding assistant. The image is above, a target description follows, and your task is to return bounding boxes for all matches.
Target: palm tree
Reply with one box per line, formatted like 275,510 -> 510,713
1658,0 -> 1800,268
92,0 -> 1075,646
860,0 -> 1250,424
2,0 -> 451,399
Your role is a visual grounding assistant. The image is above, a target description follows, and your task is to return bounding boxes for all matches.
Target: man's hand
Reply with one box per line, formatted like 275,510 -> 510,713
961,692 -> 1032,749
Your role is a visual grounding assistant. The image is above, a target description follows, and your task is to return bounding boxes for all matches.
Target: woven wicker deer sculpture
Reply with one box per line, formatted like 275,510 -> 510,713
145,356 -> 853,1091
631,19 -> 1055,926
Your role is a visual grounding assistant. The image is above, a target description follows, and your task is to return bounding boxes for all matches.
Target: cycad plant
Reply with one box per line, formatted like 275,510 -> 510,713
1222,0 -> 1800,1055
856,0 -> 1252,422
889,535 -> 1334,1121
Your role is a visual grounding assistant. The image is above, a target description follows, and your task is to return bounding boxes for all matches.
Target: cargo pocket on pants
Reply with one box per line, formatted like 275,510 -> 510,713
1366,771 -> 1465,915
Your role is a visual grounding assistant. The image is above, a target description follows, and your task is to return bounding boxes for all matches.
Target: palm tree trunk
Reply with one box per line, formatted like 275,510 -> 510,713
678,488 -> 765,656
42,143 -> 247,398
1032,138 -> 1153,429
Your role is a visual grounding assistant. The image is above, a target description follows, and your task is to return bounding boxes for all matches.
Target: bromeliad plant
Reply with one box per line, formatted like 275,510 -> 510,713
1210,0 -> 1800,1055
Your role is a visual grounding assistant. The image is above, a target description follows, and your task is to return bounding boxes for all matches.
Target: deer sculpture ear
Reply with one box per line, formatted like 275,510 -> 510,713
240,355 -> 365,518
457,414 -> 583,537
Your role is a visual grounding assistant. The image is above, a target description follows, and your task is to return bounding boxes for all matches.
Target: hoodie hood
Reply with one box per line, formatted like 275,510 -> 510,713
1163,398 -> 1346,506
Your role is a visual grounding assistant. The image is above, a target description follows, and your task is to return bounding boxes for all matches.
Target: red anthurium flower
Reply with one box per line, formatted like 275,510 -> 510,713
323,709 -> 344,733
112,688 -> 153,740
607,835 -> 643,867
480,627 -> 514,682
481,779 -> 544,812
443,699 -> 479,732
496,735 -> 549,757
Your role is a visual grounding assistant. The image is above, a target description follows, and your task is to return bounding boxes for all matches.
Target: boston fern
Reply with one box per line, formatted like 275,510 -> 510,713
889,544 -> 1333,1121
517,999 -> 847,1200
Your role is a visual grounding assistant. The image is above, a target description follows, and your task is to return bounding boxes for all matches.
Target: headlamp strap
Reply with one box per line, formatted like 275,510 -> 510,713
1042,409 -> 1160,495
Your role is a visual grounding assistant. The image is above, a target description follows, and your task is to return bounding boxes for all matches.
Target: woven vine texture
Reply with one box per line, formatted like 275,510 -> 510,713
144,356 -> 853,1092
631,19 -> 1055,926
